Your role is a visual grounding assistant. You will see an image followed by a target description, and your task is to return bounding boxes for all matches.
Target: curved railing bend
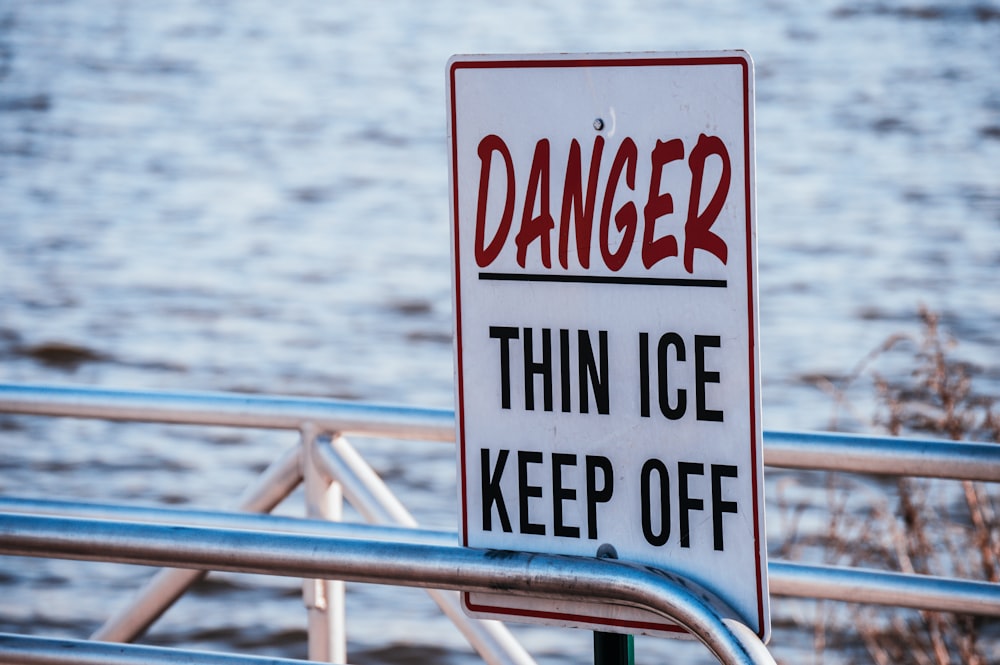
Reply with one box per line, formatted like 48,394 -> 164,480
0,512 -> 773,665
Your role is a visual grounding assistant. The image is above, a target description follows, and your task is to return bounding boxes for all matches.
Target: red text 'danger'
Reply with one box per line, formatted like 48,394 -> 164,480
474,133 -> 732,274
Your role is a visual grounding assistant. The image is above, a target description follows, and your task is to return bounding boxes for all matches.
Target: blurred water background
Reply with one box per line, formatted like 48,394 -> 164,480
1,1 -> 999,663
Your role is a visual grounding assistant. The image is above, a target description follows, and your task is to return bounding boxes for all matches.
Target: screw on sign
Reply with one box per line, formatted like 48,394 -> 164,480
448,51 -> 769,643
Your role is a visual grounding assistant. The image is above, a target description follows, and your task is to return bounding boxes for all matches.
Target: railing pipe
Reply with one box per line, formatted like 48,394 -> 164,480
90,444 -> 303,643
235,443 -> 306,514
313,434 -> 416,527
768,561 -> 1000,616
301,427 -> 346,662
5,497 -> 997,619
310,434 -> 537,665
2,383 -> 997,481
0,383 -> 454,442
0,512 -> 774,665
0,632 -> 312,665
762,430 -> 1000,481
0,496 -> 456,546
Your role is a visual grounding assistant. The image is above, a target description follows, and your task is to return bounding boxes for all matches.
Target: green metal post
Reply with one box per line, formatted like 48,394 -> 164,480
594,631 -> 634,665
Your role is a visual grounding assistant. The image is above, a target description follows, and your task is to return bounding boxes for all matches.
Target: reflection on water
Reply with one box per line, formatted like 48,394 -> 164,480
1,1 -> 998,663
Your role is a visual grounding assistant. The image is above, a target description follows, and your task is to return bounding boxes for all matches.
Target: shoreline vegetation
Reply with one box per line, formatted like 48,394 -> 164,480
778,307 -> 999,664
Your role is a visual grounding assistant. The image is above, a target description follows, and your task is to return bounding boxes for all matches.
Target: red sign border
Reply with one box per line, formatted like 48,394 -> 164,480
448,52 -> 764,638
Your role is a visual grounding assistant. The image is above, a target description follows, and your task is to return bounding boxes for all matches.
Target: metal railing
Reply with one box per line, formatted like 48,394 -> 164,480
0,511 -> 774,665
4,383 -> 997,481
2,382 -> 999,664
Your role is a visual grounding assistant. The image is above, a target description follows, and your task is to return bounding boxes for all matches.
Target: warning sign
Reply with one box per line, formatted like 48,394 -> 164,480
448,51 -> 769,640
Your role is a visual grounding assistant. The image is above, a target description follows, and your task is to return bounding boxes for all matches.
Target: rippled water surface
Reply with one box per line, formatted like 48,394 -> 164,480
1,1 -> 999,663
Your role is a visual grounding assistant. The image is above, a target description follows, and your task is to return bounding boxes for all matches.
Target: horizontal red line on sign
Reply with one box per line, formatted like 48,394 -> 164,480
478,272 -> 728,288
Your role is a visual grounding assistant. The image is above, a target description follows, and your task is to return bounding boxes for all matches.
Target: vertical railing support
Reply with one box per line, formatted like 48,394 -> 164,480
311,434 -> 537,665
301,425 -> 347,663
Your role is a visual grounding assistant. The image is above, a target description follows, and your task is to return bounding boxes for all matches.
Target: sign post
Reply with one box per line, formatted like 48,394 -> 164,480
593,543 -> 634,665
448,51 -> 769,642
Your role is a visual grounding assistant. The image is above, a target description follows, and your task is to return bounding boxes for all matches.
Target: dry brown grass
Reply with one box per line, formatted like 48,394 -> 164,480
780,307 -> 1000,665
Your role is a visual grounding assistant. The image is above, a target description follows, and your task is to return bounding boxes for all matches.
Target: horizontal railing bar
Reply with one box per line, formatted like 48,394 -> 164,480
0,632 -> 310,665
2,498 -> 998,617
0,383 -> 455,442
0,496 -> 456,546
762,430 -> 1000,482
769,561 -> 1000,616
0,512 -> 774,665
1,383 -> 997,480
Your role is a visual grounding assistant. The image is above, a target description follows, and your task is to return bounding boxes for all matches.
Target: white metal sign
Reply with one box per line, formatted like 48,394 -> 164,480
448,51 -> 768,641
